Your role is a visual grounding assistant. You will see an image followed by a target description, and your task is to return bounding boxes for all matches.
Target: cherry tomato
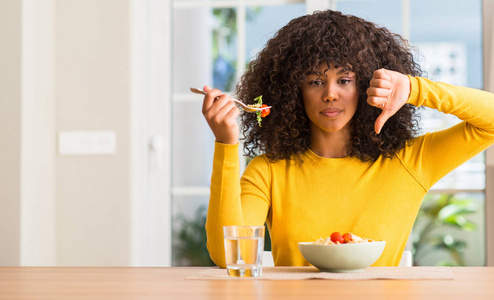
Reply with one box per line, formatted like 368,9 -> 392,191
342,233 -> 352,243
260,104 -> 270,118
330,232 -> 344,244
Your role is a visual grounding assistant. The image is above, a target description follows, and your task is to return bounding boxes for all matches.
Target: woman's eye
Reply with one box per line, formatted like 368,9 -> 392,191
339,79 -> 351,84
309,80 -> 323,86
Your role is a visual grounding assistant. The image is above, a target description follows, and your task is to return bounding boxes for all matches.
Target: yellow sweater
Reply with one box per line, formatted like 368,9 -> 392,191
206,76 -> 494,268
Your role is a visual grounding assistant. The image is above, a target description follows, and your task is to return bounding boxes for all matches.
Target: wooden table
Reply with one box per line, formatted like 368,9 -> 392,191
1,267 -> 493,300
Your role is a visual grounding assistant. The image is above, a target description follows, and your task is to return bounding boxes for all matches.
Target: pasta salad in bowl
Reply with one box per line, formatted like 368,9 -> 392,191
298,232 -> 386,272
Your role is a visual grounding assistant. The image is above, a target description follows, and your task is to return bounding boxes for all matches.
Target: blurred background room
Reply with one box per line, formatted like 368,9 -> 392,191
1,0 -> 494,268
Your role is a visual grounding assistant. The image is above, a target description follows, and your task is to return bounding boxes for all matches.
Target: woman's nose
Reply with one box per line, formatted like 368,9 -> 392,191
323,84 -> 337,102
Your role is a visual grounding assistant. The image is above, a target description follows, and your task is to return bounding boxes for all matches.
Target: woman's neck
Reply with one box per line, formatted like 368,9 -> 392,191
309,130 -> 351,158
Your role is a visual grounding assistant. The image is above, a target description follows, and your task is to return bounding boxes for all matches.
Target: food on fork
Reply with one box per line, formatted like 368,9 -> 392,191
315,232 -> 374,245
247,95 -> 270,127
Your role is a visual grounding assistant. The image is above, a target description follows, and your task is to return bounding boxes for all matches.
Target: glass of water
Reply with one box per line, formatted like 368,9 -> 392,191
223,225 -> 265,278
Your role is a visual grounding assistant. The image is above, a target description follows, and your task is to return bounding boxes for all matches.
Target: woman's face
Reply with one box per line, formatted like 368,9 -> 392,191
302,62 -> 359,137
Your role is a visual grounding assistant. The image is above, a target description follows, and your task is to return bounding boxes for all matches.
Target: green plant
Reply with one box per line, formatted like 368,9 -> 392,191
412,193 -> 479,266
173,204 -> 272,266
212,7 -> 262,91
173,205 -> 215,266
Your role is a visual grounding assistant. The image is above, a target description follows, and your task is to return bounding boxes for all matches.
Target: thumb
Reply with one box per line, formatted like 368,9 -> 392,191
374,110 -> 393,134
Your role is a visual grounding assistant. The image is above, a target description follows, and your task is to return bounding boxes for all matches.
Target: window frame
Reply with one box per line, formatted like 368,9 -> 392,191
133,0 -> 494,266
483,0 -> 494,266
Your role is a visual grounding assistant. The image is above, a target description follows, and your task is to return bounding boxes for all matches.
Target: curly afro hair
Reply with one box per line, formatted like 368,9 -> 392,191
236,10 -> 422,162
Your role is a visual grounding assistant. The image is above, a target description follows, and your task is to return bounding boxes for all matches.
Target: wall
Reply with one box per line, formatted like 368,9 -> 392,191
54,0 -> 131,266
0,0 -> 132,266
0,0 -> 22,266
20,0 -> 57,266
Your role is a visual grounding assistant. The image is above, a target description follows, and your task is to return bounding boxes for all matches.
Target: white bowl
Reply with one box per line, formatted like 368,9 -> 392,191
298,241 -> 386,272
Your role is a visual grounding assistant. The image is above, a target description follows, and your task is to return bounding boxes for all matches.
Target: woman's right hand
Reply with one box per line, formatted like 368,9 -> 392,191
201,86 -> 240,144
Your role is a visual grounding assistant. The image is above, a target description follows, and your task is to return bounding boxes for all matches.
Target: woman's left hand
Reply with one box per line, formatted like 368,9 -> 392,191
366,69 -> 411,134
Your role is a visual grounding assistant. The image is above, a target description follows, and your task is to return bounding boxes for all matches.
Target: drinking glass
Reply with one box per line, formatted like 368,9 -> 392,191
223,225 -> 265,278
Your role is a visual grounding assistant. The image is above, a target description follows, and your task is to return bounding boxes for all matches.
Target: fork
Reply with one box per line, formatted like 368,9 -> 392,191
190,87 -> 271,113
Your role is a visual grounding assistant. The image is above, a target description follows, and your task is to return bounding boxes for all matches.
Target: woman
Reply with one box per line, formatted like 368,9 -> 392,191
201,10 -> 494,267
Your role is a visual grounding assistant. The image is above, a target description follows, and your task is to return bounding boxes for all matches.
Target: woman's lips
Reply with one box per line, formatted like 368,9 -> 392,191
321,108 -> 342,118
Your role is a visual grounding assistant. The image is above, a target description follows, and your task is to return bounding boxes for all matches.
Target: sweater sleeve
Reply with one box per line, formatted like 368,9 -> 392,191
397,76 -> 494,191
205,142 -> 270,268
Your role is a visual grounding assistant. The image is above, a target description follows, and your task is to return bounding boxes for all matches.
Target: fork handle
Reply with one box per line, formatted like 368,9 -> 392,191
190,88 -> 245,107
190,87 -> 207,96
190,87 -> 270,112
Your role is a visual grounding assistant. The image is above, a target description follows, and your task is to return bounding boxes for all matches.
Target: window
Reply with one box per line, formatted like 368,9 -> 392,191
328,0 -> 485,267
170,0 -> 487,266
171,0 -> 306,266
408,0 -> 484,266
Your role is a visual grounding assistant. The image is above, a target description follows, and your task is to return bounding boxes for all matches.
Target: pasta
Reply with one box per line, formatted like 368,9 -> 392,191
315,232 -> 374,245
